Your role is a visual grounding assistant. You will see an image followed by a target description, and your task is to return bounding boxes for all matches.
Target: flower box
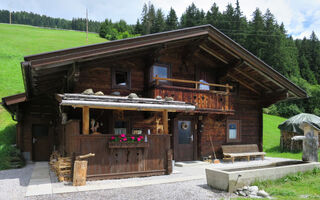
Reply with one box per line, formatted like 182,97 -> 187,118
108,142 -> 149,149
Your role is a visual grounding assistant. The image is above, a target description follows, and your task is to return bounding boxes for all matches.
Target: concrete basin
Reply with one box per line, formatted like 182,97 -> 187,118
206,161 -> 320,192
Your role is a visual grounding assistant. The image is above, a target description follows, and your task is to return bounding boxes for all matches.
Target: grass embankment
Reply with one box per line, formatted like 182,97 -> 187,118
236,168 -> 320,200
263,114 -> 320,160
0,23 -> 106,169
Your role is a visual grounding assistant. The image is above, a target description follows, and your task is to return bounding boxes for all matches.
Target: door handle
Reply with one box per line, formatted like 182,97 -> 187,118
190,135 -> 193,142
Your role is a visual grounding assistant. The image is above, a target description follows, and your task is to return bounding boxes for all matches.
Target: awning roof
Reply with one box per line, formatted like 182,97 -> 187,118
57,93 -> 196,112
278,113 -> 320,135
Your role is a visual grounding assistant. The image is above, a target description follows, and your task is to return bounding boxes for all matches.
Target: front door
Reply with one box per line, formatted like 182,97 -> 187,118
174,118 -> 195,161
32,124 -> 51,161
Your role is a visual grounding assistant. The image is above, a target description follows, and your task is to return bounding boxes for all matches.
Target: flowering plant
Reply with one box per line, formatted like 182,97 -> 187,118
110,134 -> 144,143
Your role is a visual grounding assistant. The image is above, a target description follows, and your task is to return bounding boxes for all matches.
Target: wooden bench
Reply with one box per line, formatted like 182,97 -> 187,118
222,144 -> 266,163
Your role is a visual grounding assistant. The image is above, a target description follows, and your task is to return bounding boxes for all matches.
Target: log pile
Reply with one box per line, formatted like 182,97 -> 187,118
280,131 -> 302,152
49,151 -> 72,182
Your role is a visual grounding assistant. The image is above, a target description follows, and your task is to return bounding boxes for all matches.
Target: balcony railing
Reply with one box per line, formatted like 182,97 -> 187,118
151,76 -> 234,113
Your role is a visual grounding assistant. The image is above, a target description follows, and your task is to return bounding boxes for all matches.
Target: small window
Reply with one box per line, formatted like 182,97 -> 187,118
227,120 -> 240,142
112,68 -> 131,89
32,124 -> 49,137
114,120 -> 127,135
150,64 -> 170,83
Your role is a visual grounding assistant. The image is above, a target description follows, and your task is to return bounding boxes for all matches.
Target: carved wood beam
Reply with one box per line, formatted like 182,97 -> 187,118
182,37 -> 207,59
207,37 -> 240,59
231,67 -> 273,92
227,73 -> 260,95
218,59 -> 244,80
199,45 -> 229,64
244,61 -> 286,90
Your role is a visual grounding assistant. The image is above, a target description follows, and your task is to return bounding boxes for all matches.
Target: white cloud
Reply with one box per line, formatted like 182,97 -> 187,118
1,0 -> 320,39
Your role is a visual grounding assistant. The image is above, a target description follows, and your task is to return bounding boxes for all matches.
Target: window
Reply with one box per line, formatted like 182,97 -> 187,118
114,120 -> 127,135
112,68 -> 131,89
32,124 -> 49,137
150,64 -> 171,83
227,120 -> 240,142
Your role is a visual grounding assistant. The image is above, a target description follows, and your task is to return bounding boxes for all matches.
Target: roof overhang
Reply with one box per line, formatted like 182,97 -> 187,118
57,93 -> 196,112
1,93 -> 26,119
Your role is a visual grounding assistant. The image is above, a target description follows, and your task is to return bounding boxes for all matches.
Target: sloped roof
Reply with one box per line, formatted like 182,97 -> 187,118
16,25 -> 306,103
278,113 -> 320,135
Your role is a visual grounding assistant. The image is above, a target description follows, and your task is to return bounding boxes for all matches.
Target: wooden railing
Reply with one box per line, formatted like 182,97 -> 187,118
152,76 -> 234,113
154,75 -> 232,93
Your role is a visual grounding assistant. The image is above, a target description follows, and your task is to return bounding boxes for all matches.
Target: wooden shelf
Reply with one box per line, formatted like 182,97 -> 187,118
108,142 -> 149,149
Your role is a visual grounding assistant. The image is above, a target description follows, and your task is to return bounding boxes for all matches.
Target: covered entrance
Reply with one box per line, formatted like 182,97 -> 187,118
174,117 -> 196,161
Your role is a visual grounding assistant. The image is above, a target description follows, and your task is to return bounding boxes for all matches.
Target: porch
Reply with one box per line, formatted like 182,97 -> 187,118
56,93 -> 196,179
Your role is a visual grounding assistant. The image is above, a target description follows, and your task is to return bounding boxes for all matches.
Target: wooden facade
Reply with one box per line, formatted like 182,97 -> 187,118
2,25 -> 307,179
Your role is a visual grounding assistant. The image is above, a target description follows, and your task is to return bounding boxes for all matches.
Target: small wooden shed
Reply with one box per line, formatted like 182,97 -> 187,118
278,113 -> 320,151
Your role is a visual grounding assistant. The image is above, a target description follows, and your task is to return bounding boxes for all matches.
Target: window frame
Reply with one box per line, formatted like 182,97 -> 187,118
112,67 -> 131,89
226,120 -> 241,143
149,63 -> 171,84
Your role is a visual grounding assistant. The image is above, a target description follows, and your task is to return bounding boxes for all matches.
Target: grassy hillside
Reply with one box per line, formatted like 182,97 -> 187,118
0,24 -> 106,153
0,23 -> 106,99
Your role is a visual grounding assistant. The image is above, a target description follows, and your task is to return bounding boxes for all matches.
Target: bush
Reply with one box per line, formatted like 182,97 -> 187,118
0,144 -> 25,170
277,104 -> 303,118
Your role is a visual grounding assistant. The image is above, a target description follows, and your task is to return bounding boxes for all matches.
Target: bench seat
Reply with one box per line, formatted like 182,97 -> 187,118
222,144 -> 266,163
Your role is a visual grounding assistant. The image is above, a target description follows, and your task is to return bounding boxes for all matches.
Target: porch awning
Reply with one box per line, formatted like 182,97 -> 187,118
56,93 -> 196,112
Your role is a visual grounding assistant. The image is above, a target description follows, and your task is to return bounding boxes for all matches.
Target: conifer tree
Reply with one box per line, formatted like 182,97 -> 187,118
165,7 -> 178,31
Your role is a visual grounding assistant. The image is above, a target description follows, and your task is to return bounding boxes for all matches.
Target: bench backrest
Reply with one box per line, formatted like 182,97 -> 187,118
222,144 -> 259,153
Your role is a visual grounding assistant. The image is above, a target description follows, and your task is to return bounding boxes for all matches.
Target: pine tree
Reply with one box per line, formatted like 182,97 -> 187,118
246,8 -> 265,58
180,3 -> 205,28
165,7 -> 178,31
309,31 -> 320,83
134,19 -> 142,34
205,3 -> 222,28
152,9 -> 165,33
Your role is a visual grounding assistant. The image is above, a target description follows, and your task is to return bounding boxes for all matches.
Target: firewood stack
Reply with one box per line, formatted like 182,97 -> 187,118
49,151 -> 72,182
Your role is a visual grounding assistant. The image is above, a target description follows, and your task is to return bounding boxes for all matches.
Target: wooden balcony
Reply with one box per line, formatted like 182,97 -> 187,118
151,76 -> 234,114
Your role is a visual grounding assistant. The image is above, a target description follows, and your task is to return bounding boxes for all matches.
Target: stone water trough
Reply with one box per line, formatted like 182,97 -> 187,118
206,161 -> 320,192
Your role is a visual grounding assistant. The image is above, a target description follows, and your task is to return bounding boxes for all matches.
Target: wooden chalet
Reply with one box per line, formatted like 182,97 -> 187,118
2,25 -> 307,179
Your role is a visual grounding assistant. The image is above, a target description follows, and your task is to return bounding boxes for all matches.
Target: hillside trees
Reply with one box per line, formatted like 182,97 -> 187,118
0,10 -> 101,32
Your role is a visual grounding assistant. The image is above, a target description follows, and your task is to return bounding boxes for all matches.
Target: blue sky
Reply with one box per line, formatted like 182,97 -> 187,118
1,0 -> 319,39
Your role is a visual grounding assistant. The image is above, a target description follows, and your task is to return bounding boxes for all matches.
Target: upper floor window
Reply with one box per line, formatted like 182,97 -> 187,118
150,64 -> 171,83
226,120 -> 240,142
112,68 -> 131,89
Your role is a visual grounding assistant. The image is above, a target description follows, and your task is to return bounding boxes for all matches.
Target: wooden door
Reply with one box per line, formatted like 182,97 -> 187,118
174,117 -> 195,161
32,124 -> 51,161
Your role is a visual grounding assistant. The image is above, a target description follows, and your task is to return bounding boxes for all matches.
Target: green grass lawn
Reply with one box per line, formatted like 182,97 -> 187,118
0,23 -> 106,99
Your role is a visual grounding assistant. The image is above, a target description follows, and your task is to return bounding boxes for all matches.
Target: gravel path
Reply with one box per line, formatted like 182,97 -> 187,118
0,163 -> 34,200
26,179 -> 232,200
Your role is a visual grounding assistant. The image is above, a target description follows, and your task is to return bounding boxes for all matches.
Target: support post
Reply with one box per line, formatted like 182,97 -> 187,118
225,84 -> 229,110
155,75 -> 159,86
82,106 -> 89,135
162,110 -> 168,134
